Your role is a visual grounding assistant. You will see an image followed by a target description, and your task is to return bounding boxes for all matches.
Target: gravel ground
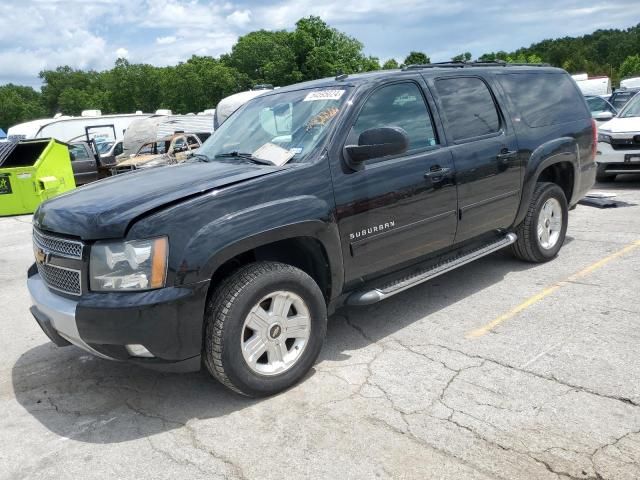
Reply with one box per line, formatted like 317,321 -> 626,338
1,177 -> 640,480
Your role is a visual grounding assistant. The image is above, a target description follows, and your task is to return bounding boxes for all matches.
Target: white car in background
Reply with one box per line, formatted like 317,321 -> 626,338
596,92 -> 640,182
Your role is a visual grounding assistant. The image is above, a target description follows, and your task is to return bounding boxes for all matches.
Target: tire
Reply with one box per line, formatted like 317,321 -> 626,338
203,261 -> 327,397
596,163 -> 616,183
511,182 -> 568,263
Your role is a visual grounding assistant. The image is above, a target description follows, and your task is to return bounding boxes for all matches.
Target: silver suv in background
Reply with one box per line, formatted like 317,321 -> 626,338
596,91 -> 640,181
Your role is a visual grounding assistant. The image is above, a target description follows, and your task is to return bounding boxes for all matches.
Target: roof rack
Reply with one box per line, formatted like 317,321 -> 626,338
402,60 -> 550,70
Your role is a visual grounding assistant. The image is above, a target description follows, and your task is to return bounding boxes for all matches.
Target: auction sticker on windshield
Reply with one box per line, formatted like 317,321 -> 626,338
304,90 -> 345,102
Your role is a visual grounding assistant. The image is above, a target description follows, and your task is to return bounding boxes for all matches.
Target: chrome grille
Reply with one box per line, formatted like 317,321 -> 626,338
36,263 -> 82,296
33,229 -> 83,259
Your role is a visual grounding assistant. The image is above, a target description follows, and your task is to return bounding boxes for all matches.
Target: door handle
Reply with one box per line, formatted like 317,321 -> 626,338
424,166 -> 451,183
496,149 -> 517,162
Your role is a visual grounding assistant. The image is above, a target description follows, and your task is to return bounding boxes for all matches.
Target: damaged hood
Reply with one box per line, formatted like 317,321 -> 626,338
33,161 -> 283,239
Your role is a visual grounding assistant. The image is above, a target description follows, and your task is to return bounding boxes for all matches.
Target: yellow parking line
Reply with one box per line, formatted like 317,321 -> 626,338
466,239 -> 640,339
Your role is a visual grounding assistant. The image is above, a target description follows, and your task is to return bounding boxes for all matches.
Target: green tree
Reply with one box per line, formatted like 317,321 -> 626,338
382,59 -> 400,69
0,84 -> 46,131
102,59 -> 163,113
506,53 -> 543,64
403,51 -> 430,65
452,52 -> 472,62
225,29 -> 301,86
292,16 -> 379,79
39,66 -> 107,114
478,51 -> 509,62
56,87 -> 108,115
159,56 -> 250,113
620,54 -> 640,78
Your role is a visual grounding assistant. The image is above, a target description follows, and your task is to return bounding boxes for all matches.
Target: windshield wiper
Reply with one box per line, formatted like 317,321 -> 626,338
214,151 -> 274,165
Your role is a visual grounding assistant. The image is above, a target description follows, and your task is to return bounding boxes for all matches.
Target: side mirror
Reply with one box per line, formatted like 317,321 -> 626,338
344,127 -> 409,165
593,111 -> 614,121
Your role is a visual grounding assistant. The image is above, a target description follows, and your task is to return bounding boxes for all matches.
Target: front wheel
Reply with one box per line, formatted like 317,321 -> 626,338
511,182 -> 568,263
204,262 -> 327,397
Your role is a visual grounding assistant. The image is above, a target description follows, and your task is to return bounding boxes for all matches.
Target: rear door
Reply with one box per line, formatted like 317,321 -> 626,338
430,75 -> 521,243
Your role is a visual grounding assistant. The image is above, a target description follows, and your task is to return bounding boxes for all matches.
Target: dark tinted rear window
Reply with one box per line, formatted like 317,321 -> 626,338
435,77 -> 500,142
497,73 -> 589,127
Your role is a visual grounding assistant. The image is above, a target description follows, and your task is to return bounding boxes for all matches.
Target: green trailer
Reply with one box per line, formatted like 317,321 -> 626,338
0,139 -> 76,216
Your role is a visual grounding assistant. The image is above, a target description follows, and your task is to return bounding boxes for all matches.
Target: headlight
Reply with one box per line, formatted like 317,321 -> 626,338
90,237 -> 168,291
598,132 -> 611,143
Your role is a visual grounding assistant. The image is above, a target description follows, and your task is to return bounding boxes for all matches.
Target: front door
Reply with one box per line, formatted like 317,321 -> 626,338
331,80 -> 458,283
431,75 -> 521,243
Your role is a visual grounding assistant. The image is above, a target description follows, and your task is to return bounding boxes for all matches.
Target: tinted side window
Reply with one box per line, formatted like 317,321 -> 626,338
113,142 -> 123,156
435,77 -> 500,141
497,73 -> 589,127
348,82 -> 438,153
69,145 -> 90,161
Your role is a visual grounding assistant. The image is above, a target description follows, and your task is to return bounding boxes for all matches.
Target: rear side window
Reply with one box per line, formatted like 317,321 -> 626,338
497,73 -> 589,127
348,82 -> 438,152
435,77 -> 501,142
69,145 -> 90,161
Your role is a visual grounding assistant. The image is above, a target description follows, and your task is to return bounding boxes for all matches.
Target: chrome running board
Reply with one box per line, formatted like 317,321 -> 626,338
346,233 -> 517,306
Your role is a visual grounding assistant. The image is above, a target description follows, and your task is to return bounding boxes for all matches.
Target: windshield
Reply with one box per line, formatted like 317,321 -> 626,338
197,86 -> 351,165
619,92 -> 640,118
96,141 -> 114,154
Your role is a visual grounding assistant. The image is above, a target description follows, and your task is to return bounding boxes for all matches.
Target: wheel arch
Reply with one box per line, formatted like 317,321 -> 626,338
514,138 -> 579,227
203,222 -> 344,306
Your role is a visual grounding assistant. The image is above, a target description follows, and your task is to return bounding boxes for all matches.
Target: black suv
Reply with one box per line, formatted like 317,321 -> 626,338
28,63 -> 596,396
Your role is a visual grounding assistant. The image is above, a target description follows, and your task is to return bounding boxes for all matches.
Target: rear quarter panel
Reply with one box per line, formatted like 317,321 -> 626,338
493,70 -> 595,224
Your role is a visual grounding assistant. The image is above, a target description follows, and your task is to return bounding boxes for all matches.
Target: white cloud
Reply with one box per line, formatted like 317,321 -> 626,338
156,36 -> 177,45
1,0 -> 640,86
226,9 -> 252,27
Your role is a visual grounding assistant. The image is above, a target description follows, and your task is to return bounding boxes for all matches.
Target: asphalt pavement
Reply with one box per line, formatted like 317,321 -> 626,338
1,177 -> 640,480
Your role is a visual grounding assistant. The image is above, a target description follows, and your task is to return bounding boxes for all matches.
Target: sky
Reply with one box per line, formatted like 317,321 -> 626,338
1,0 -> 639,87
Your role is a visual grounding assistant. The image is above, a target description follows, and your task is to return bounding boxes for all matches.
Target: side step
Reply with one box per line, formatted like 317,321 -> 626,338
346,232 -> 517,306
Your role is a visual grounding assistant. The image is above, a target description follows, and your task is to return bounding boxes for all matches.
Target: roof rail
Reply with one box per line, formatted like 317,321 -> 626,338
402,60 -> 550,71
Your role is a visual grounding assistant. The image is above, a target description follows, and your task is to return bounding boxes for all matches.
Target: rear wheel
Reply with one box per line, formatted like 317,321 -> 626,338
596,163 -> 616,182
511,182 -> 568,263
204,261 -> 327,397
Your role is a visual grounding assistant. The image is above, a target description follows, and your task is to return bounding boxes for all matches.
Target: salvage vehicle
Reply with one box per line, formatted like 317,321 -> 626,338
595,91 -> 640,181
68,141 -> 101,185
585,95 -> 617,122
214,86 -> 273,128
608,88 -> 640,111
28,63 -> 595,396
118,114 -> 214,158
112,133 -> 202,173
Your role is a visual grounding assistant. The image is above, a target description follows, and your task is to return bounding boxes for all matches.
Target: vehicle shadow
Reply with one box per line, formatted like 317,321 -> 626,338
594,173 -> 640,191
12,250 -> 539,444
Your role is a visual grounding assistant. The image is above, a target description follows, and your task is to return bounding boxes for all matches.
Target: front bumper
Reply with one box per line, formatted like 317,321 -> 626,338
597,141 -> 640,174
28,270 -> 209,372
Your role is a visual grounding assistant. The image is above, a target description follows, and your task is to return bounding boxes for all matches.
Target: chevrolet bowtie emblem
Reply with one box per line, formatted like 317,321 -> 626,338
34,246 -> 51,266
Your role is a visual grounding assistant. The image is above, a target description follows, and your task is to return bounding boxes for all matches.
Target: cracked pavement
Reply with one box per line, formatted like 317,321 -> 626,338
2,177 -> 640,479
